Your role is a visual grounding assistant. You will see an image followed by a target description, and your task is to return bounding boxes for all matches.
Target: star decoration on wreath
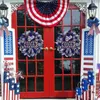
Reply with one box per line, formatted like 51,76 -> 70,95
56,30 -> 80,57
18,31 -> 43,57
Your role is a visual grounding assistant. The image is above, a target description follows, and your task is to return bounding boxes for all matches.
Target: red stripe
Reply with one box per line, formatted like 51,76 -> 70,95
4,58 -> 13,60
83,73 -> 88,76
84,58 -> 93,60
84,63 -> 93,65
83,68 -> 93,70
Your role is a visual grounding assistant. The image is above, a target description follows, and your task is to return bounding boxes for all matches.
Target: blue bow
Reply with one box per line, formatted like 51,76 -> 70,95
87,17 -> 100,35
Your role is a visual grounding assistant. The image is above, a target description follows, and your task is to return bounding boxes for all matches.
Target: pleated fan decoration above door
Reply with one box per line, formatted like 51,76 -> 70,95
24,0 -> 69,27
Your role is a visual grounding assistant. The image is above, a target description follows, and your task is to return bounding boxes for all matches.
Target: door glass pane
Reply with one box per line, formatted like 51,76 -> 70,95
20,78 -> 26,92
28,77 -> 35,91
63,10 -> 71,25
17,10 -> 25,26
64,76 -> 71,90
72,10 -> 80,25
36,77 -> 44,91
18,61 -> 26,75
55,60 -> 62,74
63,27 -> 70,33
28,62 -> 36,75
63,60 -> 71,74
55,76 -> 62,90
18,28 -> 26,59
54,26 -> 62,58
37,62 -> 44,75
72,60 -> 80,74
26,13 -> 34,26
73,76 -> 80,90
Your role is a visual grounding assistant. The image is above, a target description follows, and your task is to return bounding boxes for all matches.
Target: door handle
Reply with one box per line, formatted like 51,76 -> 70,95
49,47 -> 56,51
42,47 -> 49,51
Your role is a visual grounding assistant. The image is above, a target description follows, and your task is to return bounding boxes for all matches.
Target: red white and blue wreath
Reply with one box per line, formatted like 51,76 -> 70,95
18,31 -> 43,57
56,30 -> 80,57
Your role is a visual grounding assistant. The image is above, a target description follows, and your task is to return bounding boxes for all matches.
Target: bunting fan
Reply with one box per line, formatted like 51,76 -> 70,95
24,0 -> 69,27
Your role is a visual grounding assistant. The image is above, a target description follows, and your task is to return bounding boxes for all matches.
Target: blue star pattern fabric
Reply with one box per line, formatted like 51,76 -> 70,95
14,83 -> 20,95
9,78 -> 15,90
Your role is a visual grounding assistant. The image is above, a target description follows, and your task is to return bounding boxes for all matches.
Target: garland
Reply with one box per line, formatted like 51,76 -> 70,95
56,30 -> 80,57
18,31 -> 43,57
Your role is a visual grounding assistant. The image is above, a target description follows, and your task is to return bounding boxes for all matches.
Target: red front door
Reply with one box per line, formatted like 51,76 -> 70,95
12,3 -> 85,99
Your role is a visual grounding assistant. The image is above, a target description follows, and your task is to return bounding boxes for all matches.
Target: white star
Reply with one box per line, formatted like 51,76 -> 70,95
17,84 -> 19,88
17,90 -> 19,93
12,85 -> 14,88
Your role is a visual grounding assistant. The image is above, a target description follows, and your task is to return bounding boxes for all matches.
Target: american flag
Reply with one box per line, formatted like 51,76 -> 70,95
9,78 -> 15,100
3,71 -> 10,100
3,71 -> 20,100
14,83 -> 20,100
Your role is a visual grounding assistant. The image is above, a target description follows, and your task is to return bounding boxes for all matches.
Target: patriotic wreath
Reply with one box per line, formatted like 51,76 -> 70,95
18,31 -> 43,57
56,30 -> 80,57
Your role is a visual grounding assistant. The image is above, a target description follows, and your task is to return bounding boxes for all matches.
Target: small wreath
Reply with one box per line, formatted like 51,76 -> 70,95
56,30 -> 80,57
18,31 -> 43,57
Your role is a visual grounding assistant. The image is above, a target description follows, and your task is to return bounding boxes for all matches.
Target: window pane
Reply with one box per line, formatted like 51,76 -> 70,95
28,62 -> 36,75
63,27 -> 70,32
55,76 -> 62,90
72,60 -> 80,74
18,61 -> 26,75
18,28 -> 26,59
73,76 -> 80,90
63,60 -> 71,74
72,10 -> 80,25
26,13 -> 34,26
17,10 -> 25,26
20,78 -> 26,92
64,76 -> 71,90
63,10 -> 71,25
55,60 -> 62,74
36,77 -> 44,91
37,62 -> 44,75
27,77 -> 35,91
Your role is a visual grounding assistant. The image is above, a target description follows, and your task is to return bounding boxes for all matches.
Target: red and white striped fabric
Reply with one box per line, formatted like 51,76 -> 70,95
3,71 -> 10,100
24,0 -> 69,27
83,57 -> 93,76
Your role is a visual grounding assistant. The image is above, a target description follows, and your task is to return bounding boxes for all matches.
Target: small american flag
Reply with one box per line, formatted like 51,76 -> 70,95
14,83 -> 20,100
9,78 -> 15,100
3,71 -> 10,100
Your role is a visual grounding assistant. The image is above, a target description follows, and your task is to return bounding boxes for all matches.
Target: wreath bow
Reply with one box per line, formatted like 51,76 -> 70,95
87,17 -> 100,35
0,17 -> 9,36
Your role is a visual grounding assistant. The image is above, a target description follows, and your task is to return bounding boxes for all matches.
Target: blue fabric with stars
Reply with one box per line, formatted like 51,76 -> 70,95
84,31 -> 94,55
4,71 -> 9,83
14,83 -> 20,95
9,78 -> 15,90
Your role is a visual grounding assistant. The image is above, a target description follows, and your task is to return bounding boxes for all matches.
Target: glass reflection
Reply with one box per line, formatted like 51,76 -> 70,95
63,10 -> 71,25
20,78 -> 26,92
55,60 -> 62,74
72,60 -> 80,74
72,10 -> 80,25
28,62 -> 36,75
36,77 -> 44,91
18,61 -> 26,75
63,60 -> 71,74
28,77 -> 35,91
55,76 -> 62,90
